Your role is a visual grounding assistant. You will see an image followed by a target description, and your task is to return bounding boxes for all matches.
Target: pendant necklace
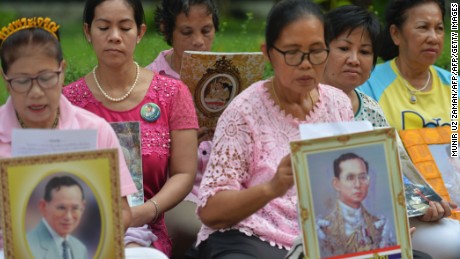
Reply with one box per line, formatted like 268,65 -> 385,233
93,61 -> 140,102
16,108 -> 60,129
271,79 -> 283,110
396,63 -> 431,104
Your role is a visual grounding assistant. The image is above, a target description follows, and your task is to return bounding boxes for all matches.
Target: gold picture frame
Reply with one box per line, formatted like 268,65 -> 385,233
180,51 -> 265,130
290,128 -> 412,258
194,58 -> 241,116
0,149 -> 124,258
399,126 -> 460,220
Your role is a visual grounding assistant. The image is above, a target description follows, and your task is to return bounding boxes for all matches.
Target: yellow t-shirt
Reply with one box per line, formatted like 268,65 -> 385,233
358,59 -> 453,130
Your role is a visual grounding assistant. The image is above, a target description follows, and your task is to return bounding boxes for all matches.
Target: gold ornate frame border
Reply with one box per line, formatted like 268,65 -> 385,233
290,128 -> 412,258
180,51 -> 265,131
0,149 -> 124,258
399,126 -> 460,220
194,56 -> 241,116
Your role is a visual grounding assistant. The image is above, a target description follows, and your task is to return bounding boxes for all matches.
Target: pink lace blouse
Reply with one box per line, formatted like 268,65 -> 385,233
197,80 -> 354,249
63,73 -> 198,256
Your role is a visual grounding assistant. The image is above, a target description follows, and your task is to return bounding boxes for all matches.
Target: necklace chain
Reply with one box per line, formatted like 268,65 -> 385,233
271,78 -> 315,112
395,61 -> 431,104
16,108 -> 60,129
271,79 -> 283,110
93,61 -> 140,102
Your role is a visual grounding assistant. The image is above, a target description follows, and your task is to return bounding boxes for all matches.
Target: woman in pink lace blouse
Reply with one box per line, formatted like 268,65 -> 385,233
62,0 -> 198,256
196,0 -> 354,258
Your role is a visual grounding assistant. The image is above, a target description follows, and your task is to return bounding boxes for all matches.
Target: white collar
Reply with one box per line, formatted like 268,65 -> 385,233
338,200 -> 364,236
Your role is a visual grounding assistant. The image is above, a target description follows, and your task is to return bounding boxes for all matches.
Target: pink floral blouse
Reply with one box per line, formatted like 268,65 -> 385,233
197,80 -> 354,249
63,73 -> 198,256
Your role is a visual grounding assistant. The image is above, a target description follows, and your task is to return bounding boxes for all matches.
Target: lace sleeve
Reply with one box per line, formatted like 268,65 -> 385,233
169,81 -> 199,130
338,95 -> 354,122
198,104 -> 254,207
331,91 -> 354,122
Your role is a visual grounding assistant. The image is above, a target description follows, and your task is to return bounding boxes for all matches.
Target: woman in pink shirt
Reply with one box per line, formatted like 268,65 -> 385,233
196,0 -> 354,258
146,0 -> 218,79
146,0 -> 219,257
63,0 -> 199,256
0,17 -> 136,249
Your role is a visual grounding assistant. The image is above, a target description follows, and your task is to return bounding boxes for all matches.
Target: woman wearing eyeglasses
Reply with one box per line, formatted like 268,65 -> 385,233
194,0 -> 353,258
0,17 -> 138,252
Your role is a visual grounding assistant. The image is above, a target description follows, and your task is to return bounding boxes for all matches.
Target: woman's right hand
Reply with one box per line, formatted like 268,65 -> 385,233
268,155 -> 294,198
199,154 -> 295,229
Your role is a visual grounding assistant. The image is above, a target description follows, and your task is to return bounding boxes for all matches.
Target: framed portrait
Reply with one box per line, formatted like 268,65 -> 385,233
0,149 -> 124,259
180,51 -> 265,131
197,73 -> 239,114
290,128 -> 412,259
399,126 -> 460,220
396,137 -> 443,218
110,121 -> 144,207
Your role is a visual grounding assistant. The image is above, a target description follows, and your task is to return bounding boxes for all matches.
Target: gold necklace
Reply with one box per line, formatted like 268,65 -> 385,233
93,61 -> 140,102
395,61 -> 431,104
16,108 -> 60,129
271,79 -> 283,110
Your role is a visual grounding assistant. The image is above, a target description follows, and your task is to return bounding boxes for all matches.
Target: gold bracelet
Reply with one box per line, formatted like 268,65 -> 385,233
147,199 -> 159,223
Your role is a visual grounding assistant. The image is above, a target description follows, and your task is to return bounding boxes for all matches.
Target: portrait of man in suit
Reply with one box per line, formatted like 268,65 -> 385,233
27,175 -> 88,259
316,152 -> 396,257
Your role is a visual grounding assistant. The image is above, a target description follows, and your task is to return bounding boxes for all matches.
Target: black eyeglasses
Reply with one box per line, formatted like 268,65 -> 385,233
272,46 -> 329,66
3,68 -> 62,93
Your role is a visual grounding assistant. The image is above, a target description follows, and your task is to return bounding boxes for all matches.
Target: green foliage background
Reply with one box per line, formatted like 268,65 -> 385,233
0,1 -> 453,104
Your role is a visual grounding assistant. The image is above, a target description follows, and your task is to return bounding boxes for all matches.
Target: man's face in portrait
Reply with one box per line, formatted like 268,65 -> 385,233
39,185 -> 86,237
333,158 -> 370,209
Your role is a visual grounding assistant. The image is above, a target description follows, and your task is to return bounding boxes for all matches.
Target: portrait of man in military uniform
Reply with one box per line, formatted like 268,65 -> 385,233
316,152 -> 396,257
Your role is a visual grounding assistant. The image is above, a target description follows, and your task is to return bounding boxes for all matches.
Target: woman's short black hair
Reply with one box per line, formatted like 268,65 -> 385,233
380,0 -> 445,61
83,0 -> 145,30
1,25 -> 62,74
326,5 -> 382,66
154,0 -> 219,46
265,0 -> 327,55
